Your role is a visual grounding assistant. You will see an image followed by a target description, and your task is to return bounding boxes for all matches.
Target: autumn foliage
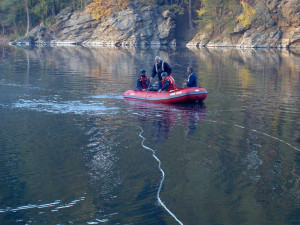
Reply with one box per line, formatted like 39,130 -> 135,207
237,0 -> 256,27
87,0 -> 130,20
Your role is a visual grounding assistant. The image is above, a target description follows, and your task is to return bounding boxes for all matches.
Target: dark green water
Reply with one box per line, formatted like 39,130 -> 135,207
0,45 -> 299,225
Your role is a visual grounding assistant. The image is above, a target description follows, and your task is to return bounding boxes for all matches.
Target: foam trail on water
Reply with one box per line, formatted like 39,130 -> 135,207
137,126 -> 184,225
0,200 -> 61,213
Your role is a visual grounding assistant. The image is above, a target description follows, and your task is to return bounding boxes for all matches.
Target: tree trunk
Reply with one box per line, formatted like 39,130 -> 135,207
188,0 -> 194,32
13,18 -> 18,35
1,23 -> 4,35
25,0 -> 30,35
52,0 -> 56,23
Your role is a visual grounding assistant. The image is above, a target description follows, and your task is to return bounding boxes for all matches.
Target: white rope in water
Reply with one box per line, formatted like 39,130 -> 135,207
137,126 -> 184,225
250,128 -> 300,152
204,119 -> 300,152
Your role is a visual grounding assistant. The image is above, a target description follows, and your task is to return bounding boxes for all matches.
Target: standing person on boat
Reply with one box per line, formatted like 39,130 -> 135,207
150,56 -> 172,90
136,68 -> 150,91
158,72 -> 178,92
185,66 -> 198,87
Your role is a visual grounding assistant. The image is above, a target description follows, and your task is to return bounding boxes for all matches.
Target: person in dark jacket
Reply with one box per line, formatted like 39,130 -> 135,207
158,72 -> 178,92
150,56 -> 172,89
185,66 -> 198,87
136,68 -> 150,91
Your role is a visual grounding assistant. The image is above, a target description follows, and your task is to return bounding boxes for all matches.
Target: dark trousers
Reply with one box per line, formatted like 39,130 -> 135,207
148,81 -> 162,91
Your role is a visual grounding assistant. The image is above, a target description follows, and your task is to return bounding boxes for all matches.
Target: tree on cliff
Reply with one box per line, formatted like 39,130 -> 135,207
0,0 -> 87,37
25,0 -> 30,35
237,0 -> 255,27
0,0 -> 24,35
87,0 -> 129,20
196,0 -> 241,35
187,0 -> 194,32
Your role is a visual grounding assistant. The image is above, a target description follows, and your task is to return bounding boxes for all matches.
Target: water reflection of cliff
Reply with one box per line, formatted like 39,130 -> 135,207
16,46 -> 177,94
189,48 -> 300,98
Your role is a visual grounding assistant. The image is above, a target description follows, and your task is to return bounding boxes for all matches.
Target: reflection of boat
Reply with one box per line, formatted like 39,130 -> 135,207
123,87 -> 207,104
125,100 -> 207,140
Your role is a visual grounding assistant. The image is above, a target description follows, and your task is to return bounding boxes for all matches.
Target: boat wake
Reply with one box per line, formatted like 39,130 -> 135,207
11,98 -> 119,115
137,126 -> 184,225
0,195 -> 85,214
90,94 -> 123,100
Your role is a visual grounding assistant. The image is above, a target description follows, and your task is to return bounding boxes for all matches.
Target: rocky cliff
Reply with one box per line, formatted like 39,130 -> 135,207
187,0 -> 300,49
11,2 -> 176,48
10,0 -> 299,49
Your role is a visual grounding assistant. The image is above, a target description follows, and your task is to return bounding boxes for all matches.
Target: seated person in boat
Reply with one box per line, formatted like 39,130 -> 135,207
158,72 -> 178,92
136,68 -> 150,91
151,56 -> 172,90
185,66 -> 198,87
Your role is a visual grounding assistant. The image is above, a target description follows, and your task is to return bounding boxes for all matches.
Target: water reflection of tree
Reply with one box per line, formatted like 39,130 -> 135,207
189,47 -> 300,152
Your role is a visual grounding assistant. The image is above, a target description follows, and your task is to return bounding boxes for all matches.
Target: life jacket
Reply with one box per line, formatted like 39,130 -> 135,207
155,61 -> 165,73
139,75 -> 149,89
162,75 -> 177,91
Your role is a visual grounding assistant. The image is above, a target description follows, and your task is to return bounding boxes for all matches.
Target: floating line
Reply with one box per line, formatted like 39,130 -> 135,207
250,129 -> 300,152
203,119 -> 300,152
137,125 -> 184,225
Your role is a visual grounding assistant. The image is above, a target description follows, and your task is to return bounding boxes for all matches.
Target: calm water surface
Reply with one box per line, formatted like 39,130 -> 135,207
0,45 -> 299,225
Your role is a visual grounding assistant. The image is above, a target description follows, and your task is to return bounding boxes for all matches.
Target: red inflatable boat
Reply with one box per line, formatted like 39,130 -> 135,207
123,87 -> 207,104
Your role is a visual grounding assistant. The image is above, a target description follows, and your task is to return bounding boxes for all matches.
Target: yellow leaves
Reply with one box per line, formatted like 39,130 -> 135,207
87,0 -> 129,20
237,1 -> 256,27
196,0 -> 207,17
196,8 -> 206,17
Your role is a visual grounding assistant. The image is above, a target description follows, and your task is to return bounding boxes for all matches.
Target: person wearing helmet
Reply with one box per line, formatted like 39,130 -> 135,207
158,72 -> 178,92
136,68 -> 150,91
150,56 -> 172,90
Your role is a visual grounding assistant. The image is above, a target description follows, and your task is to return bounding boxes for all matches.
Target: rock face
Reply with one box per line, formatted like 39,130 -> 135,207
11,3 -> 176,47
84,3 -> 175,47
187,0 -> 300,49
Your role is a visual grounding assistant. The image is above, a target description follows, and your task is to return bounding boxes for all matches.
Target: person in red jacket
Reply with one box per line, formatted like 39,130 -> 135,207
136,68 -> 150,91
158,72 -> 178,92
